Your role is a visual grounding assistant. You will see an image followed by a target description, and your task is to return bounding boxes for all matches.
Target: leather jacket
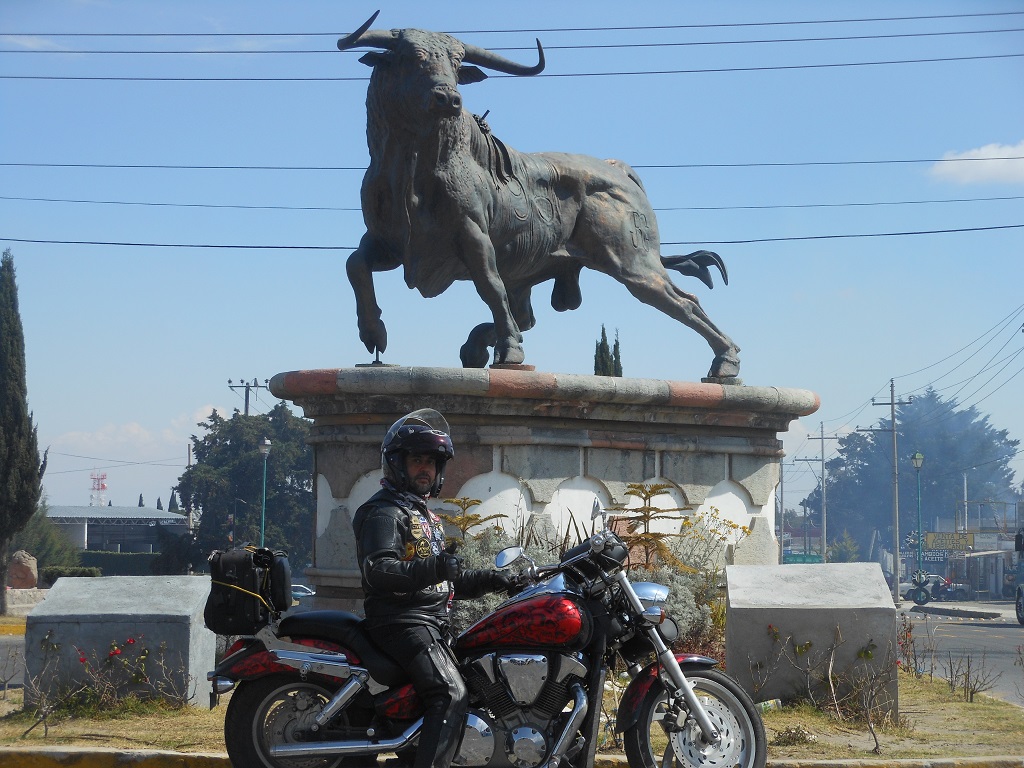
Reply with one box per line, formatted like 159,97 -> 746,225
353,485 -> 500,626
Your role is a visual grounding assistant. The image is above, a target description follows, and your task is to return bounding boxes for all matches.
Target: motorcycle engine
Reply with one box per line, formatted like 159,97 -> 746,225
455,652 -> 588,768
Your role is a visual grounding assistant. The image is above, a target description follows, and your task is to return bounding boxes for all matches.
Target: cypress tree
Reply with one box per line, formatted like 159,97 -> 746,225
156,497 -> 163,510
612,329 -> 623,377
168,489 -> 179,512
594,325 -> 613,376
138,493 -> 145,507
0,249 -> 47,614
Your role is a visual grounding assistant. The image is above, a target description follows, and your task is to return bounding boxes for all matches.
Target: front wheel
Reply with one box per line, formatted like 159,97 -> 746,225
623,668 -> 766,768
224,673 -> 364,768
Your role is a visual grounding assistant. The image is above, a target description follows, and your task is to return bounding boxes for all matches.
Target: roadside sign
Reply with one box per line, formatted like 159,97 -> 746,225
924,532 -> 973,551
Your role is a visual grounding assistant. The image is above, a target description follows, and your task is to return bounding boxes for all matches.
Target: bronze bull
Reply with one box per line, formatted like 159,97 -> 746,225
339,12 -> 740,379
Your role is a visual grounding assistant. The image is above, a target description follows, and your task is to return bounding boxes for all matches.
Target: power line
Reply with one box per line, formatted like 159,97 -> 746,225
7,27 -> 1024,54
4,156 -> 1021,171
5,224 -> 1022,251
894,302 -> 1024,380
11,11 -> 1024,37
3,192 -> 1020,213
6,52 -> 1023,80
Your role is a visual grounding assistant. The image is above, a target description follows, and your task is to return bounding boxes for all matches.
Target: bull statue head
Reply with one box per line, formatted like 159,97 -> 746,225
338,11 -> 544,124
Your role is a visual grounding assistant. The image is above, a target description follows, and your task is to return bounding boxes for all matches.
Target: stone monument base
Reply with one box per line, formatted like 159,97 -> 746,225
270,367 -> 819,615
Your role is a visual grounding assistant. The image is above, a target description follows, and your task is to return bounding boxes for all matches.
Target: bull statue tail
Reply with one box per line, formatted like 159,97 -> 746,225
661,250 -> 728,290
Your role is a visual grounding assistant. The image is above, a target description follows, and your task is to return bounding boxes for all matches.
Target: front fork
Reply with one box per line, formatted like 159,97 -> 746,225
613,572 -> 722,747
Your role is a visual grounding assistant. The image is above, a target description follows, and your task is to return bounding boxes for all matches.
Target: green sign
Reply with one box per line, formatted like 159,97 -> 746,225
783,553 -> 823,564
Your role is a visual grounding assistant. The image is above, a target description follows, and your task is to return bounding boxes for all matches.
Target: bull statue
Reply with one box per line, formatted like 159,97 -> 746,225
338,12 -> 741,380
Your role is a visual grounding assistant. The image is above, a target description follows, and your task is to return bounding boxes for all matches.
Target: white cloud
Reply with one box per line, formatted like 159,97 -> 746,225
929,140 -> 1024,185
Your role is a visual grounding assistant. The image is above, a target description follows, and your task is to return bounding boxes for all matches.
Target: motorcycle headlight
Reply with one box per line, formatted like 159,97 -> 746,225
640,606 -> 666,626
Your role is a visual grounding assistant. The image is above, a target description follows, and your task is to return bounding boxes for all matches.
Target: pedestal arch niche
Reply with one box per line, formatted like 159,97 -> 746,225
270,367 -> 819,613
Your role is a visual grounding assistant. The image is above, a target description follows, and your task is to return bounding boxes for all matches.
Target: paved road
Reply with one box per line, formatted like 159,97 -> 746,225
904,600 -> 1023,706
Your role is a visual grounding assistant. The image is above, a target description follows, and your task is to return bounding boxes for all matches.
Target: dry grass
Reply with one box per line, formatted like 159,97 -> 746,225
761,671 -> 1024,760
0,617 -> 26,637
0,669 -> 1021,758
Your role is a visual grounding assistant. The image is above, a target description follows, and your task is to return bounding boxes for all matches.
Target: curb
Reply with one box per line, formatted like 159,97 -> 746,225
2,748 -> 1022,768
910,605 -> 1003,620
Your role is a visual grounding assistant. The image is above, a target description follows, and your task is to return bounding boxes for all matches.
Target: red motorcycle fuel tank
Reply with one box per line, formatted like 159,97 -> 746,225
456,594 -> 591,653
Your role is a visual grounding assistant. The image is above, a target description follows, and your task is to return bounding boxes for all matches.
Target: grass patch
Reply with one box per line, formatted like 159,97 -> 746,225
0,666 -> 1021,758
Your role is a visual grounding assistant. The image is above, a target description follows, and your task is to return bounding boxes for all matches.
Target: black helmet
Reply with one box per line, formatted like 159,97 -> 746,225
381,408 -> 454,497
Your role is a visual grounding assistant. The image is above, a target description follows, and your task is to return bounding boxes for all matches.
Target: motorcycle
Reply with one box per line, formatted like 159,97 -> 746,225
206,509 -> 766,768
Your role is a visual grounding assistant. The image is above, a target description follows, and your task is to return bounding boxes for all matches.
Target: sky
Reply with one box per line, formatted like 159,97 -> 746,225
2,1 -> 1022,516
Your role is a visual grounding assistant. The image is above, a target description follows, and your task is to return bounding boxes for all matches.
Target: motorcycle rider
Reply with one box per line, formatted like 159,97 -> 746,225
353,408 -> 515,768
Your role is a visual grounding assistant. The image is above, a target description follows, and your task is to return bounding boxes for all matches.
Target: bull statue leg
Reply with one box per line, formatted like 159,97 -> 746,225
623,268 -> 740,379
461,230 -> 526,366
460,286 -> 536,368
346,235 -> 398,358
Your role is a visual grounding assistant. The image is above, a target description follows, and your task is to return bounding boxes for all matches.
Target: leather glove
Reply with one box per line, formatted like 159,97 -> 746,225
489,570 -> 517,594
435,553 -> 463,582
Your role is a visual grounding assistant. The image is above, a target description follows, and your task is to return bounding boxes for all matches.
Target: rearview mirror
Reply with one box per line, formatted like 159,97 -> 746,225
495,546 -> 524,569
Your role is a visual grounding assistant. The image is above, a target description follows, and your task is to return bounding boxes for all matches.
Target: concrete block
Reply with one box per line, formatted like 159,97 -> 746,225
25,575 -> 215,708
725,563 -> 898,715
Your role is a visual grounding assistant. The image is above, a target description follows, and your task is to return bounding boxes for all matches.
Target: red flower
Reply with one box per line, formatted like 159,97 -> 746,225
79,656 -> 87,664
126,637 -> 136,645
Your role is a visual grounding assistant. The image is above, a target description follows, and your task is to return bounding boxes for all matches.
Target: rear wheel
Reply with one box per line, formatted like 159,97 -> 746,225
623,668 -> 766,768
224,674 -> 367,768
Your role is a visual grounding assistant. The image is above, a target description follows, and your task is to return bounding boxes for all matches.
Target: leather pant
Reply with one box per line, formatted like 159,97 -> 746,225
372,622 -> 467,768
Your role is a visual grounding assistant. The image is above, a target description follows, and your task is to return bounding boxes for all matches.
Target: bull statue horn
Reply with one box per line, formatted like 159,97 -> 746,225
337,11 -> 396,52
463,39 -> 545,76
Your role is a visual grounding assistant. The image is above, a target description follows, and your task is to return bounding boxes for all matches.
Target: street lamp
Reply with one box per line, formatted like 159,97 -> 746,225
911,451 -> 925,582
259,437 -> 272,547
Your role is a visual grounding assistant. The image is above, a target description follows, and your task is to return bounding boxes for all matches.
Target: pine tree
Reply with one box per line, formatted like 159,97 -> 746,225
0,249 -> 48,614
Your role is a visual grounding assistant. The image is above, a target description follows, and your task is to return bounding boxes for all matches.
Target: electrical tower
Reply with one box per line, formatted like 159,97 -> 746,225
89,471 -> 108,507
228,377 -> 269,416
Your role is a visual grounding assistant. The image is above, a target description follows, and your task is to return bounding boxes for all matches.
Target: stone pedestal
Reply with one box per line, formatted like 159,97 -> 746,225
271,367 -> 818,614
25,576 -> 216,709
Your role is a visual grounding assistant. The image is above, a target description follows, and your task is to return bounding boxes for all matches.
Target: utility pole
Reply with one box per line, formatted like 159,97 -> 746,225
861,379 -> 912,601
228,378 -> 269,416
800,422 -> 838,562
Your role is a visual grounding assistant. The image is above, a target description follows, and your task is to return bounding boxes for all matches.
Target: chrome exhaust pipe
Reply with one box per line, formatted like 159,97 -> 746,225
544,682 -> 587,768
268,718 -> 421,759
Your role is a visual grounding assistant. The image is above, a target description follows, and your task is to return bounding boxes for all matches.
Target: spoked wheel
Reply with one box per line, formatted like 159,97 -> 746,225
224,673 -> 365,768
623,668 -> 766,768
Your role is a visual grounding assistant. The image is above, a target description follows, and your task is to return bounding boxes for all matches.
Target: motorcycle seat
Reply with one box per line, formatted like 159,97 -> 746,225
278,610 -> 407,687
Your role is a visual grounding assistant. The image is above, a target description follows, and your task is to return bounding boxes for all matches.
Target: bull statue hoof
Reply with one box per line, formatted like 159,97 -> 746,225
358,318 -> 388,358
493,335 -> 525,366
706,351 -> 741,380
